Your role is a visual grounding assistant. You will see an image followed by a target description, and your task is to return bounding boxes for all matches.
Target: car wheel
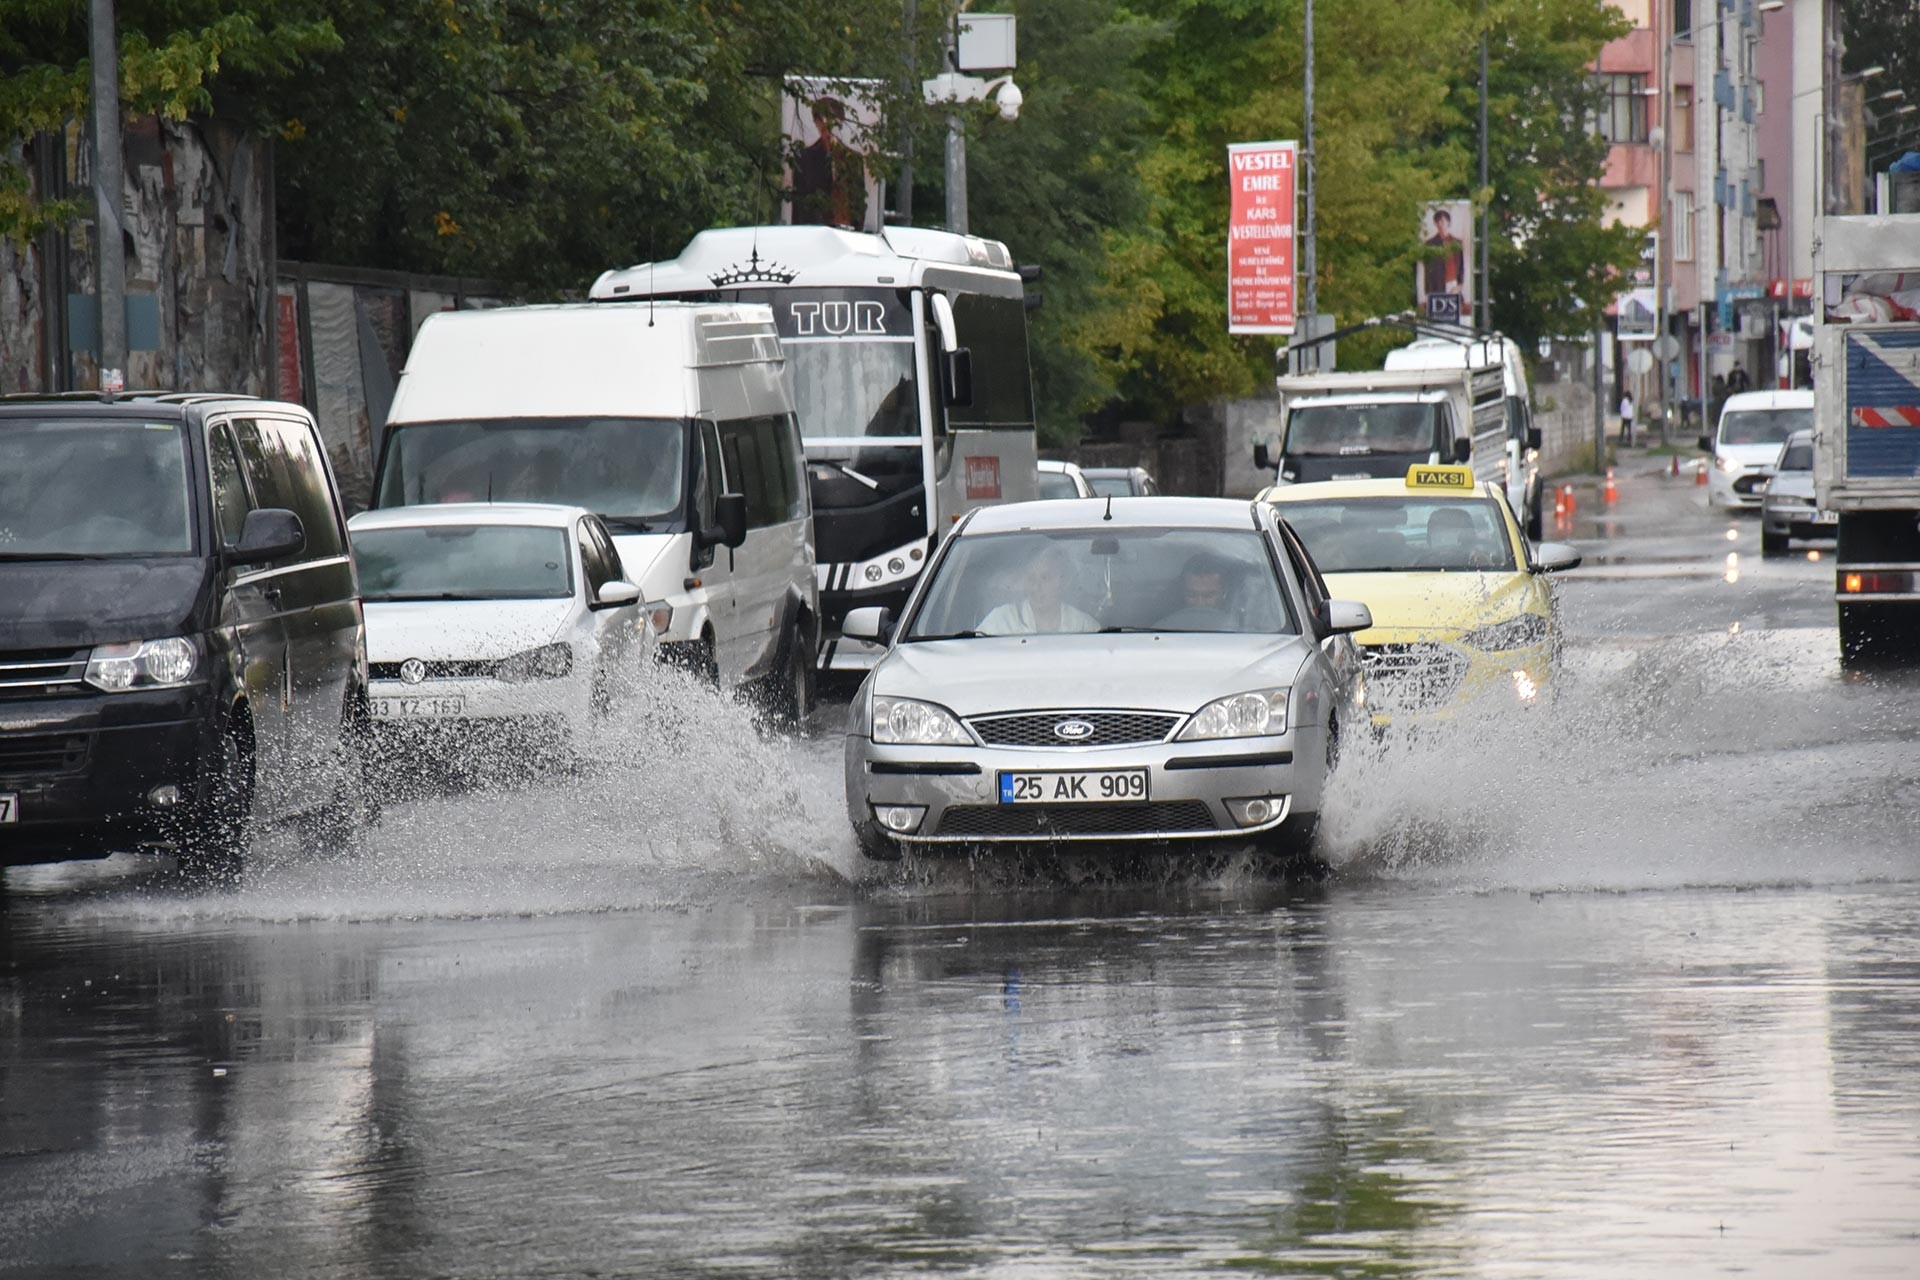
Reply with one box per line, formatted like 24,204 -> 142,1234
1761,527 -> 1789,557
767,623 -> 815,731
853,817 -> 902,862
176,724 -> 253,884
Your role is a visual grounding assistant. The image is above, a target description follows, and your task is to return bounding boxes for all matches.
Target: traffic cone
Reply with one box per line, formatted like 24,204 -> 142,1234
1553,485 -> 1566,519
1695,458 -> 1708,486
1603,467 -> 1618,505
1670,455 -> 1680,478
1562,482 -> 1576,514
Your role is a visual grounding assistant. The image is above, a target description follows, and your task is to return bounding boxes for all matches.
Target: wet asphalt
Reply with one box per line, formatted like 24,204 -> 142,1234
3,457 -> 1918,1278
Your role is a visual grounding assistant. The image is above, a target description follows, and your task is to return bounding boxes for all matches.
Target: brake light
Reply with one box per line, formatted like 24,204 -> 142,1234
1840,570 -> 1917,594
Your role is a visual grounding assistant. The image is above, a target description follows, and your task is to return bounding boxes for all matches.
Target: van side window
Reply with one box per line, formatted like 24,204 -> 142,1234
207,423 -> 254,546
780,414 -> 810,520
232,418 -> 346,563
719,416 -> 805,529
693,419 -> 721,533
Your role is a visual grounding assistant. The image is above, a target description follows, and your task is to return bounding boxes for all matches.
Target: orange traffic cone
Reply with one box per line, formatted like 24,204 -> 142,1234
1603,467 -> 1618,505
1695,458 -> 1708,486
1670,455 -> 1680,478
1553,485 -> 1566,519
1562,482 -> 1576,514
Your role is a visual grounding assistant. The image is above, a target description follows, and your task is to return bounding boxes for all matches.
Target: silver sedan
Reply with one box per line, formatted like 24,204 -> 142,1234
841,497 -> 1372,861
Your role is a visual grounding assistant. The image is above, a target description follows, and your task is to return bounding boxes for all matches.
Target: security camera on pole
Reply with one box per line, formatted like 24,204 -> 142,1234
922,13 -> 1020,235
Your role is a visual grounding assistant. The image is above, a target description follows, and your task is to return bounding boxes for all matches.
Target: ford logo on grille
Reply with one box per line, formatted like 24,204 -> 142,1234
1053,719 -> 1096,741
400,658 -> 427,685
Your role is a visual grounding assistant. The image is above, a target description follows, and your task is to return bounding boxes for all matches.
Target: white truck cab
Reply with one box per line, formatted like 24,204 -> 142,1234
1383,335 -> 1543,536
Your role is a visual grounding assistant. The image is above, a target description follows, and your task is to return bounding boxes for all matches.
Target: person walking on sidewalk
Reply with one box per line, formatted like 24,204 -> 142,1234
1618,390 -> 1636,447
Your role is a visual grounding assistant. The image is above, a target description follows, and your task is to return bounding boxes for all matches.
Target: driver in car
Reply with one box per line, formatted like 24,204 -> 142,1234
1156,554 -> 1237,631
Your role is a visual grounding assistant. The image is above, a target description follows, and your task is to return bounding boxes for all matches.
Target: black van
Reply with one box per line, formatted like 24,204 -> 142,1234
0,393 -> 371,876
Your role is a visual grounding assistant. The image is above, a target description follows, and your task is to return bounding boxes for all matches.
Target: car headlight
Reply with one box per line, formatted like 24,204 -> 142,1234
871,696 -> 972,745
1176,688 -> 1289,741
1460,613 -> 1549,651
85,636 -> 198,691
1716,456 -> 1742,473
495,641 -> 574,682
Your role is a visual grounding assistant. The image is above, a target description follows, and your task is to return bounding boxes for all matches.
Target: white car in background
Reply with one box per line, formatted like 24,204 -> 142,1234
1036,459 -> 1096,500
1701,389 -> 1816,509
348,503 -> 651,755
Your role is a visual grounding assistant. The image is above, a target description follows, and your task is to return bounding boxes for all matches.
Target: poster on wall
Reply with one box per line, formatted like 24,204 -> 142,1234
782,76 -> 885,234
1415,199 -> 1473,324
1227,140 -> 1297,335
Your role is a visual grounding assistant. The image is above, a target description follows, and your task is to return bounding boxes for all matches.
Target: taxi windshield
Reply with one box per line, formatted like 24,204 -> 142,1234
906,528 -> 1296,639
1276,496 -> 1516,573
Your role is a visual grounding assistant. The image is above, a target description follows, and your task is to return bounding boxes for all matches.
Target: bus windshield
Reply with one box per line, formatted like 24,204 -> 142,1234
783,341 -> 918,439
375,418 -> 686,532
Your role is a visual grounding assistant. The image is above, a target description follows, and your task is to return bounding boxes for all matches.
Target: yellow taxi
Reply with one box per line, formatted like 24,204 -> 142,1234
1258,465 -> 1582,725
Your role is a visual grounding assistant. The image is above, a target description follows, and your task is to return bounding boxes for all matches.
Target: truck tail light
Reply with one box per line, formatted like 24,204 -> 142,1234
1840,570 -> 1918,595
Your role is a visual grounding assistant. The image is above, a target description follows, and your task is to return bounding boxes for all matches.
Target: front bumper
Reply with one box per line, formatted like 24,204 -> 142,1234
844,730 -> 1319,845
0,684 -> 218,863
1710,467 -> 1766,507
367,676 -> 589,741
1359,637 -> 1551,727
1761,500 -> 1835,539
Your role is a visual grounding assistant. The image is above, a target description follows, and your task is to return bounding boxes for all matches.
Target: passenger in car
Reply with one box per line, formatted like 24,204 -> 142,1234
978,545 -> 1099,635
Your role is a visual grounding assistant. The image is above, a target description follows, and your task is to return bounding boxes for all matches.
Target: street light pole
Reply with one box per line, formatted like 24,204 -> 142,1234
1478,31 -> 1490,333
1301,0 -> 1316,319
88,0 -> 125,391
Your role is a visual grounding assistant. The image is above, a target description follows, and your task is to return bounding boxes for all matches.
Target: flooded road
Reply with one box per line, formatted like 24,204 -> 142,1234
5,464 -> 1919,1277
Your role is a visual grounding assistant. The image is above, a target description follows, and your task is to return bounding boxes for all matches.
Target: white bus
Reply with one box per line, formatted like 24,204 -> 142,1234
591,225 -> 1039,671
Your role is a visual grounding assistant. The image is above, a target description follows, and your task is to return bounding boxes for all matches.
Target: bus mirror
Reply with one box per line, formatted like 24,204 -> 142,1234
1451,438 -> 1473,464
944,348 -> 975,408
929,292 -> 959,353
1253,441 -> 1273,471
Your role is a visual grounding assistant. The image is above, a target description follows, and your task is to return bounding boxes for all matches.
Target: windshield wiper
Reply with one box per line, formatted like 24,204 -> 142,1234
1097,625 -> 1162,634
909,630 -> 982,641
604,517 -> 656,533
814,461 -> 880,491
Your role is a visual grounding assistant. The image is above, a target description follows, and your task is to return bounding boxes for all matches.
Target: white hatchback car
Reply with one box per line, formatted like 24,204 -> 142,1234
1036,459 -> 1096,500
348,503 -> 651,752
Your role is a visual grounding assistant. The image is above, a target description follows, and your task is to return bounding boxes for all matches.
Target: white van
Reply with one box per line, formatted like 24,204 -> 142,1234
1384,335 -> 1543,536
372,303 -> 819,720
1700,388 -> 1816,511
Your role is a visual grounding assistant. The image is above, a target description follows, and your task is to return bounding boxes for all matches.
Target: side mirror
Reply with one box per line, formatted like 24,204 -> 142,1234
1532,541 -> 1582,573
593,579 -> 641,609
943,348 -> 974,407
1698,435 -> 1714,453
1324,599 -> 1373,636
841,606 -> 893,644
1253,441 -> 1273,471
1451,438 -> 1473,464
1525,426 -> 1543,451
714,493 -> 748,550
231,508 -> 305,566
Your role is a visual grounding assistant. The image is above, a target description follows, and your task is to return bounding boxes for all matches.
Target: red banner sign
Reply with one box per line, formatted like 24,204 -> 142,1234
1227,140 -> 1297,335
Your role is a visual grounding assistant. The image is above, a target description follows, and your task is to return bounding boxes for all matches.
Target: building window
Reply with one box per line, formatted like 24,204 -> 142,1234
1596,73 -> 1650,145
1755,157 -> 1765,192
1672,193 -> 1694,262
1674,86 -> 1694,152
1674,0 -> 1693,41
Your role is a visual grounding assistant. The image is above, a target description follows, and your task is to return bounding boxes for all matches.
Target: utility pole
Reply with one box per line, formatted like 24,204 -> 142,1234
1301,0 -> 1316,319
89,0 -> 125,391
1478,30 -> 1491,333
899,0 -> 916,224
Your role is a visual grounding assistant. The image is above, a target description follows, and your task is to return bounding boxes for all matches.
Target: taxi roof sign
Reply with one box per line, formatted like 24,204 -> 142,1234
1406,464 -> 1475,491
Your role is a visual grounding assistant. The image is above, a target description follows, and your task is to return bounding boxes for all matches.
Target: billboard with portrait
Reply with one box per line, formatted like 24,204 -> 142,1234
1415,200 -> 1473,324
782,77 -> 885,234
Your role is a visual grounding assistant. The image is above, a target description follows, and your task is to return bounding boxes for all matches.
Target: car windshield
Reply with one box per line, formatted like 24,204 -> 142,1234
375,418 -> 684,531
1720,408 -> 1812,446
1275,497 -> 1516,573
0,419 -> 194,557
1036,471 -> 1084,500
352,524 -> 573,601
1286,402 -> 1438,456
906,528 -> 1295,639
1778,441 -> 1814,471
1086,474 -> 1134,498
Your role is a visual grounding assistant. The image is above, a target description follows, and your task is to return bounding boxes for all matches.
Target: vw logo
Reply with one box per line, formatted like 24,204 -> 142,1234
399,658 -> 427,685
1053,719 -> 1095,742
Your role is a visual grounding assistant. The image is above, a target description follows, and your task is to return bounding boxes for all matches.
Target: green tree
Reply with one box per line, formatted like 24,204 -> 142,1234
1460,0 -> 1640,353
